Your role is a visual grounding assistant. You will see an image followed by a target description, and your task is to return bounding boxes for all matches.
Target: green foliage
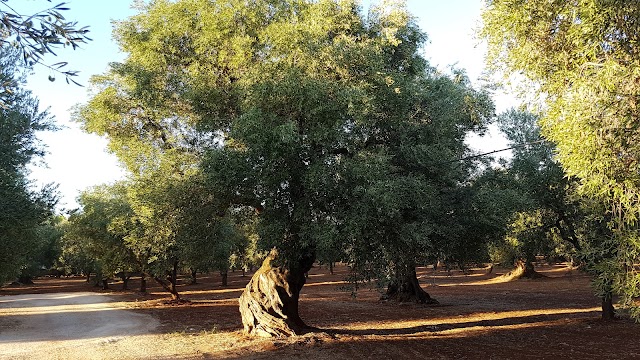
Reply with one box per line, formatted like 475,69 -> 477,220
342,68 -> 496,285
75,0 -> 250,287
62,184 -> 138,280
0,45 -> 57,284
76,0 -> 506,298
482,1 -> 640,316
490,110 -> 582,267
0,0 -> 90,95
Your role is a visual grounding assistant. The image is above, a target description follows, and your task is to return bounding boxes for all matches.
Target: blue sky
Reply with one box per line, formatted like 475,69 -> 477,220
18,0 -> 510,211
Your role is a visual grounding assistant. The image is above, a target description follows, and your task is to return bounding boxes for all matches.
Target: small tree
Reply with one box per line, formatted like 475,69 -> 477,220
492,110 -> 582,279
63,185 -> 139,290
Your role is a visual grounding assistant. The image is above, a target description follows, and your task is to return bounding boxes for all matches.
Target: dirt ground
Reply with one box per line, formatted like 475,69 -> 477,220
2,264 -> 640,359
0,292 -> 159,359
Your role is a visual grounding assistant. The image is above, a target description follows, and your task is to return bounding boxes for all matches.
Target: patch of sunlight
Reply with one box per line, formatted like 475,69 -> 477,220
432,320 -> 560,338
0,333 -> 175,359
178,288 -> 244,296
0,292 -> 103,304
539,266 -> 578,274
331,307 -> 600,332
421,272 -> 489,280
0,303 -> 121,316
372,318 -> 573,340
304,280 -> 348,287
307,273 -> 329,278
436,274 -> 522,286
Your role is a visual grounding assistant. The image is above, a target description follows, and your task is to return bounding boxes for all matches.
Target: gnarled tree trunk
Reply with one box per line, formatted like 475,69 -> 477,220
17,274 -> 34,285
384,262 -> 438,304
602,296 -> 616,320
504,258 -> 546,280
238,248 -> 314,337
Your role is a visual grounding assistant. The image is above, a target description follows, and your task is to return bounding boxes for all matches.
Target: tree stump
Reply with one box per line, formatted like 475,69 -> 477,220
238,248 -> 313,337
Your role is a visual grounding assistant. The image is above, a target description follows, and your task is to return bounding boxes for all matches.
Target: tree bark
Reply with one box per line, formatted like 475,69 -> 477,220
17,275 -> 34,285
504,259 -> 546,280
170,260 -> 178,296
152,260 -> 181,301
384,264 -> 438,304
329,262 -> 334,275
601,284 -> 616,320
602,296 -> 616,320
220,270 -> 228,287
190,268 -> 198,285
140,273 -> 147,293
238,248 -> 315,337
119,273 -> 130,290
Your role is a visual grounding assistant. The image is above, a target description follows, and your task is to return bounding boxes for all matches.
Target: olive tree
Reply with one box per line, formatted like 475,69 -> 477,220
482,0 -> 640,319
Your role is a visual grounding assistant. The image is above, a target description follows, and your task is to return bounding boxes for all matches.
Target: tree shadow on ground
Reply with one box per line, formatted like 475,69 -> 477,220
321,309 -> 600,336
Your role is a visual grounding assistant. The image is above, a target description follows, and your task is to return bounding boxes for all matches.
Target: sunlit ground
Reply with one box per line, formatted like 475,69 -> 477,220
1,264 -> 638,359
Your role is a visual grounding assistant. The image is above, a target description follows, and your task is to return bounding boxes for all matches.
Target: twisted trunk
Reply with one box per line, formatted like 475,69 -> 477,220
153,260 -> 181,301
119,273 -> 131,290
239,248 -> 315,337
602,296 -> 616,320
385,262 -> 438,304
505,258 -> 546,280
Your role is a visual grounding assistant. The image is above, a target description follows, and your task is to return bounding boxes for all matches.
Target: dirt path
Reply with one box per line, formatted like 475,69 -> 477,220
0,292 -> 159,360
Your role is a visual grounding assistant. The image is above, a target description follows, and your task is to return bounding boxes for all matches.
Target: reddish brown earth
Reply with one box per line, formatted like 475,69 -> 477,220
2,264 -> 640,359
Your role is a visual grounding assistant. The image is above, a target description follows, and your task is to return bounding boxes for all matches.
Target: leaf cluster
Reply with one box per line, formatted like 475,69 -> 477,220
0,0 -> 90,90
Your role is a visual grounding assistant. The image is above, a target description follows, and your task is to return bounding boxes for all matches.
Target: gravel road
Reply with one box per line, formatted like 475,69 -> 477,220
0,292 -> 159,360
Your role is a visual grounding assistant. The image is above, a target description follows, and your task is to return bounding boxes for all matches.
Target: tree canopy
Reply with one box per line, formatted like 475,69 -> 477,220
482,0 -> 640,318
73,0 -> 502,335
0,45 -> 57,284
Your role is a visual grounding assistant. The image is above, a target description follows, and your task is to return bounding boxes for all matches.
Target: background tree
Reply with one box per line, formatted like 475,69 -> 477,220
493,110 -> 582,279
62,184 -> 139,290
173,174 -> 248,287
342,69 -> 494,304
0,45 -> 57,285
16,214 -> 65,283
482,1 -> 640,318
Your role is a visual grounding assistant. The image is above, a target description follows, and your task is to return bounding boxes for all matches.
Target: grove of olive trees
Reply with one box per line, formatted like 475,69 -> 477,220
3,1 -> 640,343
